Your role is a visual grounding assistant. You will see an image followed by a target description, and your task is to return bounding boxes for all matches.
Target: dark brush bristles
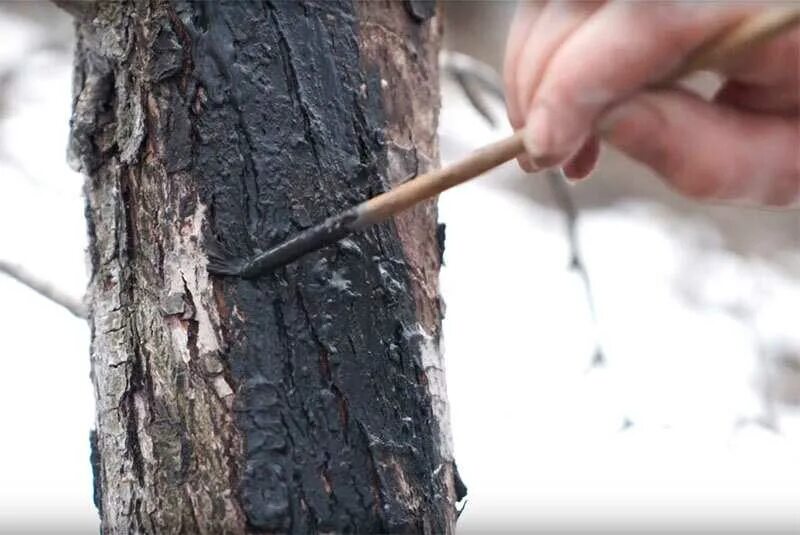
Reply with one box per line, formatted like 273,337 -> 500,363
204,238 -> 249,276
207,207 -> 363,279
206,257 -> 249,277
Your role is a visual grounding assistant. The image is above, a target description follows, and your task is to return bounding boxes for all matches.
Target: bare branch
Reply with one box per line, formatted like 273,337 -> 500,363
441,51 -> 504,127
0,259 -> 86,319
544,170 -> 605,366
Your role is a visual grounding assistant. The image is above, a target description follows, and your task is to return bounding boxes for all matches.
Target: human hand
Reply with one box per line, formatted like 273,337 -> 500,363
503,2 -> 799,206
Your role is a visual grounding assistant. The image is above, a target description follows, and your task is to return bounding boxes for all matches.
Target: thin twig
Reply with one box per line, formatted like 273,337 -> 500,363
0,259 -> 86,318
442,51 -> 604,365
545,171 -> 604,366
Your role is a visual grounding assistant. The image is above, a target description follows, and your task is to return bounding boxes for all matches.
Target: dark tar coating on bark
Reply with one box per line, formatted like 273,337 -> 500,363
176,0 -> 455,532
436,222 -> 446,265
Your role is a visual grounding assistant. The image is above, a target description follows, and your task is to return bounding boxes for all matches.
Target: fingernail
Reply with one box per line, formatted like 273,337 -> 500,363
523,104 -> 554,165
559,167 -> 577,183
524,102 -> 580,169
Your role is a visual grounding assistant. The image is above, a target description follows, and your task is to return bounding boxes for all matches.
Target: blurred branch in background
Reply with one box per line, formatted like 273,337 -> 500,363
441,50 -> 605,366
440,51 -> 504,127
544,169 -> 605,366
0,259 -> 86,319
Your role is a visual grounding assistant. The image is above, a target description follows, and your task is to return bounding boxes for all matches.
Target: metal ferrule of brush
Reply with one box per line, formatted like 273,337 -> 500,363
239,206 -> 365,278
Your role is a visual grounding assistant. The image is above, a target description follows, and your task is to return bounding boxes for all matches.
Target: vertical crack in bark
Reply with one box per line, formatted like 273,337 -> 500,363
163,2 -> 194,92
119,163 -> 148,489
123,345 -> 146,487
271,294 -> 297,392
181,275 -> 200,362
362,423 -> 387,521
296,286 -> 351,434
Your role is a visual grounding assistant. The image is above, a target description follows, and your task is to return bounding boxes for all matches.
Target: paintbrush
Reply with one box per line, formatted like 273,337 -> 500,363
208,7 -> 800,279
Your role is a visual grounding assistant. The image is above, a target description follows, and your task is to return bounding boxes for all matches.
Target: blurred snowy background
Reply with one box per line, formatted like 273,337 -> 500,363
1,2 -> 798,533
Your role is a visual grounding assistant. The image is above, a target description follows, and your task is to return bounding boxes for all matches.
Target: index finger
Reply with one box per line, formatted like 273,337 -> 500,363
522,2 -> 756,167
504,1 -> 543,130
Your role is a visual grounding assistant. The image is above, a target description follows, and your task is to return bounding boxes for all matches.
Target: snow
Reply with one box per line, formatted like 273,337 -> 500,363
1,11 -> 799,531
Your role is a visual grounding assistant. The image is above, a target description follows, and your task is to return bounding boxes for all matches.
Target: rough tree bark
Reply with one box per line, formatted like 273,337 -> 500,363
65,0 -> 462,532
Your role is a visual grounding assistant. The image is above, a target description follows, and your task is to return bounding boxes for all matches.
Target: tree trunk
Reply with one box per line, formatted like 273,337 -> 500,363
67,0 -> 461,532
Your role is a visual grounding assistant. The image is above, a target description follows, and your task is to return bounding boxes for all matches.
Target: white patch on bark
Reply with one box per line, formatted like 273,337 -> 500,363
134,391 -> 154,461
213,375 -> 235,405
328,269 -> 352,291
163,201 -> 224,362
415,324 -> 454,461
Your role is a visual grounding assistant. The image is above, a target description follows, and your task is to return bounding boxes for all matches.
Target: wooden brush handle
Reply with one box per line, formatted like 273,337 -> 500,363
360,7 -> 800,225
672,7 -> 800,79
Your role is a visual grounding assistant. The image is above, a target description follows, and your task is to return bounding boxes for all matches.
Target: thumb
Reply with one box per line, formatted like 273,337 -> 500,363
598,89 -> 799,207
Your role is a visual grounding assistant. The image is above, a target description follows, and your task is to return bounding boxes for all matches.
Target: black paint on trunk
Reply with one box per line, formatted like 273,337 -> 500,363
179,1 -> 449,532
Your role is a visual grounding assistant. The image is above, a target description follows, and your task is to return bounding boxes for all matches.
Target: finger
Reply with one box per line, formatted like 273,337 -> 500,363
715,79 -> 799,114
504,1 -> 543,130
509,1 -> 601,175
723,26 -> 800,86
714,26 -> 800,114
562,136 -> 600,180
523,2 -> 755,167
599,89 -> 800,206
514,1 -> 602,130
504,1 -> 543,173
